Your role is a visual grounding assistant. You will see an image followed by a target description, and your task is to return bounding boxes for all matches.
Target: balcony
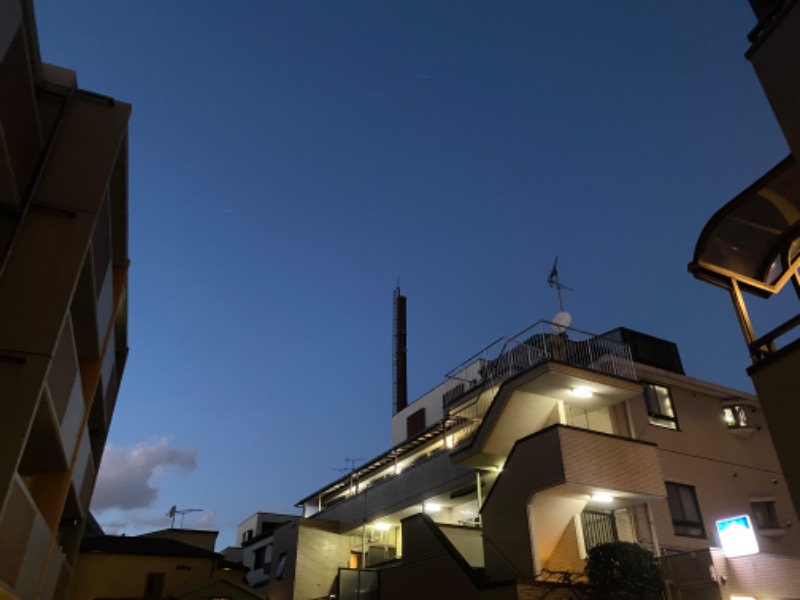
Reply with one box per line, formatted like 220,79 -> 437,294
441,321 -> 636,412
443,322 -> 640,466
481,425 -> 665,579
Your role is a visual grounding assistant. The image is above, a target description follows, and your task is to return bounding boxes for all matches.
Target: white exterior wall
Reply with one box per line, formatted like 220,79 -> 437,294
392,360 -> 485,445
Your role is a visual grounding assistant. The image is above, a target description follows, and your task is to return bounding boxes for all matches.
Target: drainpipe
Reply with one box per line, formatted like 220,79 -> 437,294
646,503 -> 660,556
361,521 -> 367,568
476,472 -> 483,527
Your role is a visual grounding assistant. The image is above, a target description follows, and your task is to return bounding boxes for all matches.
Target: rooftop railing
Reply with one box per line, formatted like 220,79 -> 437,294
443,320 -> 635,405
443,320 -> 636,447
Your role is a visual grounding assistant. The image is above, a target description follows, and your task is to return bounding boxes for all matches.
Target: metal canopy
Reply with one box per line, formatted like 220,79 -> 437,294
689,154 -> 800,297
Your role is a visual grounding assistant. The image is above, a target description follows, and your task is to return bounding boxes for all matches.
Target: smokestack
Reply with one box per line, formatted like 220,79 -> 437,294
393,287 -> 408,415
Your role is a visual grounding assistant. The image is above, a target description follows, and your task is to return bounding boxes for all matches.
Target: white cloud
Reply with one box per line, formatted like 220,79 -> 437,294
91,437 -> 197,511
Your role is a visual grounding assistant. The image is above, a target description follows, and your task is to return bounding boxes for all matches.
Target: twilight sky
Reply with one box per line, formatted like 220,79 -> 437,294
34,1 -> 790,549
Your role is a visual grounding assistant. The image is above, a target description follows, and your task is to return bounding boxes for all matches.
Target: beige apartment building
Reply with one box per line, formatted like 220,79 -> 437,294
239,320 -> 800,600
0,1 -> 131,598
690,0 -> 800,524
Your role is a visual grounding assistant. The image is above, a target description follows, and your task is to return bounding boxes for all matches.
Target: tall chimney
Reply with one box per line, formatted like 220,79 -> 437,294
393,287 -> 408,415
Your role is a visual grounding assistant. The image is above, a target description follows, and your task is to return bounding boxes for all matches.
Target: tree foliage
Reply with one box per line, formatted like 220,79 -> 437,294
585,541 -> 664,600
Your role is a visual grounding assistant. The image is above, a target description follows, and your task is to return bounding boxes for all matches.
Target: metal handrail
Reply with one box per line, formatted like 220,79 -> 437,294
443,320 -> 636,447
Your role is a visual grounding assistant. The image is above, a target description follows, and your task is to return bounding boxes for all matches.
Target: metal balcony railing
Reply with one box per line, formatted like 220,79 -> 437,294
443,320 -> 636,448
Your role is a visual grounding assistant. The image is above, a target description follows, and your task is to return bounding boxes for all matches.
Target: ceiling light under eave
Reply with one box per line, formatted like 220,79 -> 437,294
571,386 -> 594,398
424,503 -> 442,513
373,522 -> 392,531
591,493 -> 614,503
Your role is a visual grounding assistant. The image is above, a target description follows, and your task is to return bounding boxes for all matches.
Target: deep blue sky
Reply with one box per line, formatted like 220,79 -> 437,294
35,1 -> 789,548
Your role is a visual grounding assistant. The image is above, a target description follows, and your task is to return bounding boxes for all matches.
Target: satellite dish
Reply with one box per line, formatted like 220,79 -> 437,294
551,311 -> 572,333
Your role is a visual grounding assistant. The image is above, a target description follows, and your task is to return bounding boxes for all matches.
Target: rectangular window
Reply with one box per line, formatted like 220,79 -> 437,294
644,383 -> 678,429
274,552 -> 288,580
406,407 -> 426,438
253,546 -> 266,569
666,482 -> 705,538
241,528 -> 253,544
751,500 -> 781,529
724,406 -> 749,428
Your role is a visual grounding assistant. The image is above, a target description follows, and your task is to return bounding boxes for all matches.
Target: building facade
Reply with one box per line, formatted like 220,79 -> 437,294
0,1 -> 131,598
250,322 -> 800,600
69,529 -> 258,600
227,512 -> 299,590
689,0 -> 800,521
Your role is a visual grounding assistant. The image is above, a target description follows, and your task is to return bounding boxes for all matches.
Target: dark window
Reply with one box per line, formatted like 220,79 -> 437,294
666,482 -> 705,538
241,528 -> 253,544
253,546 -> 266,569
752,500 -> 781,529
274,553 -> 288,580
644,383 -> 678,429
581,510 -> 618,551
406,408 -> 426,438
143,572 -> 165,599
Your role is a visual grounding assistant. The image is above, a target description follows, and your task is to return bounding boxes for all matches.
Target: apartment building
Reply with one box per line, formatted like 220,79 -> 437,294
689,0 -> 800,521
246,321 -> 800,600
0,1 -> 131,598
227,512 -> 298,590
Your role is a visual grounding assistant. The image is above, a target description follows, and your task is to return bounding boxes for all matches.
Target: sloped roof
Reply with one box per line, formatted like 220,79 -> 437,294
80,535 -> 220,559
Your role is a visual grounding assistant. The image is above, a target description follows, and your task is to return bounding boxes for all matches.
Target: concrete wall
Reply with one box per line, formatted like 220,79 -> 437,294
293,521 -> 350,600
268,519 -> 349,600
379,514 -> 512,600
70,554 -> 218,600
749,344 -> 800,521
749,2 -> 800,153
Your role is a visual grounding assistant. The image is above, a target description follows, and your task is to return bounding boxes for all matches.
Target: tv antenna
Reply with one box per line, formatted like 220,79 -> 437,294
547,257 -> 574,332
166,505 -> 203,529
335,457 -> 366,474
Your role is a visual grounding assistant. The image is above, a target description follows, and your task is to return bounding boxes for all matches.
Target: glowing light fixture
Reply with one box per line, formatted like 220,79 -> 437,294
571,386 -> 594,398
373,522 -> 392,531
730,597 -> 756,600
424,503 -> 442,513
591,493 -> 614,503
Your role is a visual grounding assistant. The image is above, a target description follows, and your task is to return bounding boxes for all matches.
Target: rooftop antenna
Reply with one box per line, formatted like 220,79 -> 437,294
335,457 -> 366,474
547,256 -> 574,332
335,458 -> 366,497
166,505 -> 203,529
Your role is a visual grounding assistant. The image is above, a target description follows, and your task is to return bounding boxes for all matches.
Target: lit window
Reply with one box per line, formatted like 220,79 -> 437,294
751,500 -> 781,529
666,482 -> 705,538
724,406 -> 749,428
644,383 -> 677,429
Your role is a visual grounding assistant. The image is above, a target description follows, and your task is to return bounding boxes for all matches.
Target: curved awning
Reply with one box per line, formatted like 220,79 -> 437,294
689,154 -> 800,297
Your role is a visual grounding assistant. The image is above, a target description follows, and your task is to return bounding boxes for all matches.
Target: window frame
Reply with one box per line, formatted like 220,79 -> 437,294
751,499 -> 781,530
665,482 -> 705,538
644,382 -> 678,430
274,552 -> 288,580
723,405 -> 749,428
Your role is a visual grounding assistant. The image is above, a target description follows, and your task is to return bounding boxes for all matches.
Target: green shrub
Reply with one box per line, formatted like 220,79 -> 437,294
585,541 -> 663,600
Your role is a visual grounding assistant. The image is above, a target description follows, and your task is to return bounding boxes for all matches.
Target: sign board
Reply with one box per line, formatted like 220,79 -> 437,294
716,515 -> 759,557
